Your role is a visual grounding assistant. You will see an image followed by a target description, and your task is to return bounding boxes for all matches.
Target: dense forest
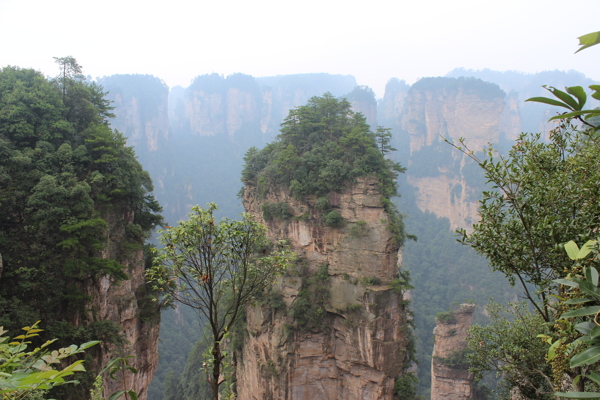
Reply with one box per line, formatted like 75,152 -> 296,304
4,57 -> 600,400
0,60 -> 162,398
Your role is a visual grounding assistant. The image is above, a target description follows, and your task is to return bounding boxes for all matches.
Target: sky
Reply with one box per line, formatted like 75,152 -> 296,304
1,0 -> 599,98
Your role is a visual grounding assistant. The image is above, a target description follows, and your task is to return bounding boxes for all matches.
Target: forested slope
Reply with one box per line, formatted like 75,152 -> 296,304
0,62 -> 162,399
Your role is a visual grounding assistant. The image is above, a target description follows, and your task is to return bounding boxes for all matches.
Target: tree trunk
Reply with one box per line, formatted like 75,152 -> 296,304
211,342 -> 222,400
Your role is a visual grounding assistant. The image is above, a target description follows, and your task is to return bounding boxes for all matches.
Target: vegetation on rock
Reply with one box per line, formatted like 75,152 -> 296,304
0,60 -> 162,398
241,93 -> 408,244
147,203 -> 294,400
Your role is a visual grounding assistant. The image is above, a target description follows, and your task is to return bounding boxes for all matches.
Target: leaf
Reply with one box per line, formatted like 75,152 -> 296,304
548,339 -> 563,361
591,325 -> 600,339
556,391 -> 600,399
576,31 -> 600,53
548,87 -> 581,110
575,321 -> 596,335
566,298 -> 593,305
525,96 -> 573,109
590,85 -> 600,101
108,390 -> 125,400
587,371 -> 600,386
570,345 -> 600,368
561,306 -> 600,318
566,86 -> 587,108
587,267 -> 599,287
565,241 -> 581,260
128,390 -> 139,400
549,110 -> 600,121
580,241 -> 597,260
555,278 -> 579,288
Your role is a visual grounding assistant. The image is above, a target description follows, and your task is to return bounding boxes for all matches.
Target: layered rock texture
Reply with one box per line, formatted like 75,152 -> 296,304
236,178 -> 411,400
430,304 -> 475,400
88,211 -> 160,400
396,77 -> 519,230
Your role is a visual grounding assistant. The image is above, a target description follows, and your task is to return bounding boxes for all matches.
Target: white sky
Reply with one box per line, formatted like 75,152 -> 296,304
1,0 -> 598,98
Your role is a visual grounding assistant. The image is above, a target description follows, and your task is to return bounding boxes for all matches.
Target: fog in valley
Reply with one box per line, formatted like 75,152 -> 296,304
2,1 -> 600,399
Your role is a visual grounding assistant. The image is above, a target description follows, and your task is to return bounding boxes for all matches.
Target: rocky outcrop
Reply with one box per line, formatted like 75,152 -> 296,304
236,177 -> 411,400
430,304 -> 475,400
399,77 -> 511,230
88,210 -> 160,400
100,75 -> 170,154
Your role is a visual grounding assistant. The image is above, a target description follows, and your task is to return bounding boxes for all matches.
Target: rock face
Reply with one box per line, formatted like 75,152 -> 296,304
397,77 -> 516,230
430,304 -> 475,400
87,210 -> 160,400
236,177 -> 411,400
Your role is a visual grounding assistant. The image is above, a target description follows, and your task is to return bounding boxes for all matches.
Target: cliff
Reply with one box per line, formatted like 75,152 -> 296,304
87,210 -> 160,400
430,304 -> 475,400
398,77 -> 516,230
236,177 -> 411,400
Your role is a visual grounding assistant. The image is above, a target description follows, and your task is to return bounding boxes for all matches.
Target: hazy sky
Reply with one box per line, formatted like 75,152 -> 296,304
1,0 -> 598,97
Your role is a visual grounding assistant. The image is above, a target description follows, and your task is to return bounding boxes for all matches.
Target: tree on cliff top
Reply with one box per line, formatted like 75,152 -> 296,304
0,60 -> 162,398
147,203 -> 294,400
241,93 -> 409,244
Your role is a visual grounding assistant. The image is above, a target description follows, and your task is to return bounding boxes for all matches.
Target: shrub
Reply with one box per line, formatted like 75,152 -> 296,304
436,311 -> 457,324
324,210 -> 344,228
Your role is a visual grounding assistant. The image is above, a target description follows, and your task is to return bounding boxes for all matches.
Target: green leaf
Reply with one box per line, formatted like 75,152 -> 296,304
587,267 -> 599,287
587,371 -> 600,386
575,321 -> 596,335
590,85 -> 600,101
576,31 -> 600,53
570,345 -> 600,368
561,306 -> 600,318
525,96 -> 573,109
566,86 -> 587,108
549,110 -> 600,121
556,391 -> 600,399
548,87 -> 581,110
565,241 -> 581,260
555,278 -> 579,288
128,390 -> 139,400
566,298 -> 593,305
580,240 -> 597,260
591,326 -> 600,339
108,390 -> 125,400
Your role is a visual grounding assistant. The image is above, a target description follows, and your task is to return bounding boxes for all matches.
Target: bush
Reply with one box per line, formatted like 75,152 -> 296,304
436,311 -> 457,324
324,210 -> 344,228
349,220 -> 369,238
262,202 -> 292,221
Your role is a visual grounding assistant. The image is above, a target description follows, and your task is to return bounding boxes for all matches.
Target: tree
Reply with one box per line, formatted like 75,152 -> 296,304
449,31 -> 600,397
53,56 -> 84,101
147,203 -> 294,400
373,126 -> 396,156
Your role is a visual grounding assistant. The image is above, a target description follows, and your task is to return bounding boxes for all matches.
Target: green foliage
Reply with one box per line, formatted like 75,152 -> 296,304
315,196 -> 330,212
360,276 -> 382,286
435,311 -> 457,325
394,372 -> 419,400
436,348 -> 471,369
148,203 -> 294,399
261,202 -> 291,221
289,264 -> 331,332
241,93 -> 407,241
451,122 -> 600,322
467,302 -> 553,399
576,31 -> 600,53
0,321 -> 99,400
526,85 -> 600,130
0,62 -> 162,397
349,220 -> 369,238
324,210 -> 344,228
100,356 -> 139,400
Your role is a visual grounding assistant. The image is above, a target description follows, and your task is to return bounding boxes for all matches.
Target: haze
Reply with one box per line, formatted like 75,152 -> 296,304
1,0 -> 599,97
